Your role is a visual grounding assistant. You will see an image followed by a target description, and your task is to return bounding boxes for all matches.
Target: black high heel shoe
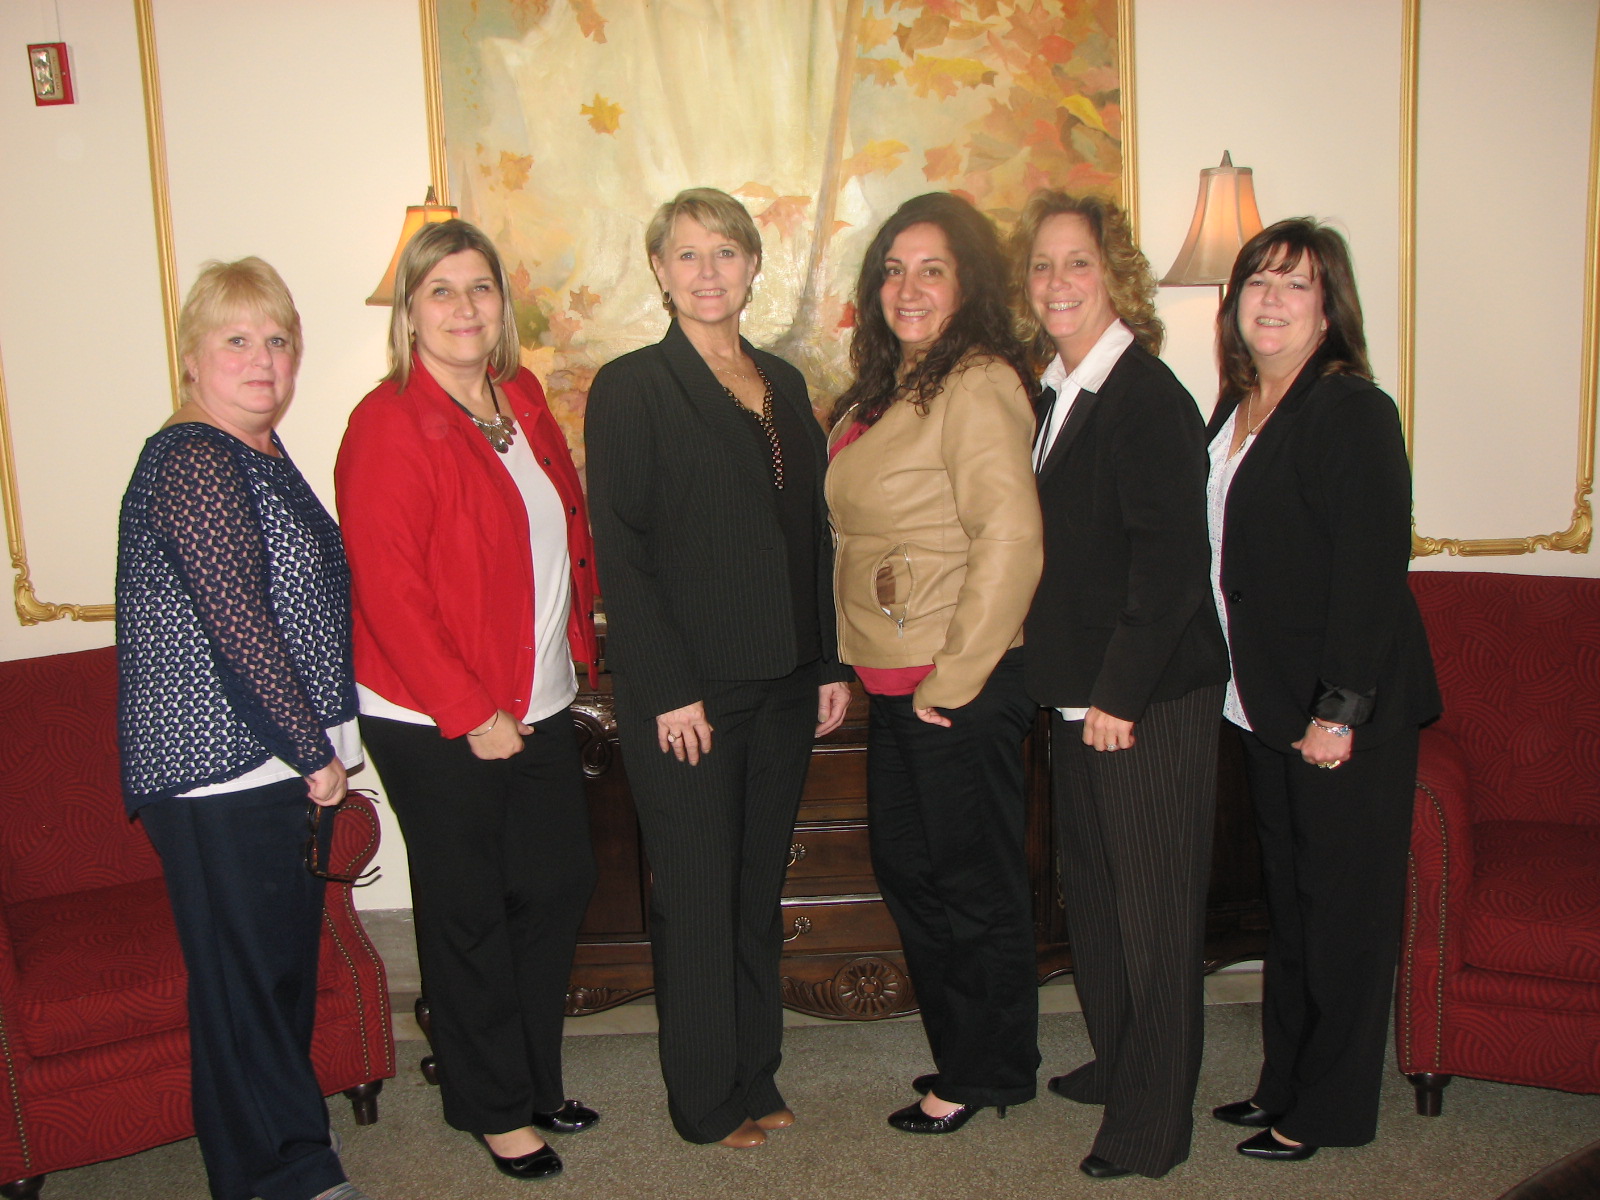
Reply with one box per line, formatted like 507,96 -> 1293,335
887,1097 -> 1007,1134
529,1100 -> 599,1134
472,1132 -> 564,1180
1212,1099 -> 1283,1128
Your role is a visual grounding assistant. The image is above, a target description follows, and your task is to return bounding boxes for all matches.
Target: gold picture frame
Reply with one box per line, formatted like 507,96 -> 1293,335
1403,0 -> 1599,558
0,0 -> 179,625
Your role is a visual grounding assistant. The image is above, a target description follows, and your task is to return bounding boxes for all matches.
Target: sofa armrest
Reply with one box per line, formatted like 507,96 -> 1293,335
1397,724 -> 1476,1073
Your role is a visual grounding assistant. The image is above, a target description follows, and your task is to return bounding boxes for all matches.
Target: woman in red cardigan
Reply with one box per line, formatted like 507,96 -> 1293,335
335,220 -> 599,1183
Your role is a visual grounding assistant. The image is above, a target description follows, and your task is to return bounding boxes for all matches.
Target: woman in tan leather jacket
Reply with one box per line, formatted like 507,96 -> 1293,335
826,192 -> 1043,1136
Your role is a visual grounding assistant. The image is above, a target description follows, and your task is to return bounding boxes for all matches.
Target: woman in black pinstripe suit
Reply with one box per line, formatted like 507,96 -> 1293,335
585,188 -> 852,1149
1015,191 -> 1230,1180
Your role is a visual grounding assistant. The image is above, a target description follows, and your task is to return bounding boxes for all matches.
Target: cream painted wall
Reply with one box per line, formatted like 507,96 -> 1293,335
0,0 -> 1595,910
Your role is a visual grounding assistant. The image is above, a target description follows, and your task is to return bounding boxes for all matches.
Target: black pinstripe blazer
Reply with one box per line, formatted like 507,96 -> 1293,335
585,320 -> 850,719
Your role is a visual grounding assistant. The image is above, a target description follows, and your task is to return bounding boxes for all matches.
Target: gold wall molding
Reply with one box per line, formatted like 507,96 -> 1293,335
1405,0 -> 1598,557
0,0 -> 180,625
1118,0 -> 1139,242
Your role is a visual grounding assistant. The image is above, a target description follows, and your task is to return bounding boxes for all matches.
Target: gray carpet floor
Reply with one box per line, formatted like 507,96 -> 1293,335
47,1004 -> 1600,1199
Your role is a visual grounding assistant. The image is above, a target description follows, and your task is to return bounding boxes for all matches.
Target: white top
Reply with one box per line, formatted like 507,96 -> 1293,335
1035,320 -> 1135,722
180,718 -> 363,797
359,427 -> 577,729
1206,406 -> 1255,731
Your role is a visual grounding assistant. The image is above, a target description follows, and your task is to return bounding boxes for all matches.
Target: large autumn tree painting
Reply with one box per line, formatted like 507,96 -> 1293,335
436,0 -> 1125,469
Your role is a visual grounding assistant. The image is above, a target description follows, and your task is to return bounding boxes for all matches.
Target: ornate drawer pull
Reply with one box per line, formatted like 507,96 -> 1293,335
787,842 -> 808,867
783,916 -> 813,942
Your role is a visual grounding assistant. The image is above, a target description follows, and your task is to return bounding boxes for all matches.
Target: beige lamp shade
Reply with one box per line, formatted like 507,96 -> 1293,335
366,187 -> 459,305
1160,152 -> 1264,287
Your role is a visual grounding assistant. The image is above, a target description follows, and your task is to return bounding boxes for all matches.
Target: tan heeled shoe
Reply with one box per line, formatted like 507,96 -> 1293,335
717,1118 -> 767,1148
756,1108 -> 795,1130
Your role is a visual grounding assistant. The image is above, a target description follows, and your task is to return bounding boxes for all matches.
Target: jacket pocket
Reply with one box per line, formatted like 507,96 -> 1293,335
874,544 -> 915,637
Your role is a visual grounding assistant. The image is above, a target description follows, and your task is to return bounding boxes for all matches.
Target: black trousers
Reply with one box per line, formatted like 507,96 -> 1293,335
615,663 -> 818,1144
138,778 -> 344,1200
1239,723 -> 1419,1146
360,711 -> 596,1134
1050,685 -> 1223,1177
866,648 -> 1040,1107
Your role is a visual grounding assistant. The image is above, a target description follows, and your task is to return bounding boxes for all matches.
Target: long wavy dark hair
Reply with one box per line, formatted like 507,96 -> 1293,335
1217,217 -> 1371,411
833,193 -> 1034,427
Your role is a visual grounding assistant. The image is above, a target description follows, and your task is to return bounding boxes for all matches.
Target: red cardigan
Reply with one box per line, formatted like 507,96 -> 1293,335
334,358 -> 598,739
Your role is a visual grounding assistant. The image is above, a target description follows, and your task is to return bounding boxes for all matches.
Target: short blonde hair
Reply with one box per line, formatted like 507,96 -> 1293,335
1010,190 -> 1162,366
644,188 -> 762,315
385,219 -> 521,388
177,258 -> 302,401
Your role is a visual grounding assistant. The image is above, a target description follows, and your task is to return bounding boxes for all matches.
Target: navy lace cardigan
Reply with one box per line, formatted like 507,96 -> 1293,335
116,423 -> 357,811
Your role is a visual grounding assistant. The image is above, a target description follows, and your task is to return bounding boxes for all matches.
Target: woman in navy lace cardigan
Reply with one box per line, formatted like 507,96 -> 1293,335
116,258 -> 373,1200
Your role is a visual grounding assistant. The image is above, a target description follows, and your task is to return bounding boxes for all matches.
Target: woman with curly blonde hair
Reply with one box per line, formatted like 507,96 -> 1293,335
1012,190 -> 1229,1179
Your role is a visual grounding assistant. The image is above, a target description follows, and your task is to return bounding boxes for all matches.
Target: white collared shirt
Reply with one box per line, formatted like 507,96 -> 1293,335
1035,320 -> 1136,721
1033,320 -> 1136,472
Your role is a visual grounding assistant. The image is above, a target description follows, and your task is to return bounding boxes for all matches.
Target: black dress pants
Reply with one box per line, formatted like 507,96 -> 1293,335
138,778 -> 345,1200
1239,724 -> 1419,1146
615,663 -> 817,1143
1050,685 -> 1223,1177
359,711 -> 596,1134
866,648 -> 1040,1107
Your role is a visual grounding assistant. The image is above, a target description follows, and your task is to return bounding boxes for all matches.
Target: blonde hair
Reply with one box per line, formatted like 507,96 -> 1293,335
644,188 -> 762,315
1010,191 -> 1162,366
177,258 -> 302,401
385,219 -> 521,388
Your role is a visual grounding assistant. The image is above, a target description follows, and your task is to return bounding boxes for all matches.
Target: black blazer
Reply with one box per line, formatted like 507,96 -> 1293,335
1023,343 -> 1228,720
585,320 -> 849,719
1206,360 -> 1439,752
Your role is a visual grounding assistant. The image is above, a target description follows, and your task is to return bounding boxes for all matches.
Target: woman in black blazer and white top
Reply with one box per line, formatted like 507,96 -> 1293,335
1205,219 -> 1438,1161
1014,191 -> 1229,1180
585,188 -> 852,1149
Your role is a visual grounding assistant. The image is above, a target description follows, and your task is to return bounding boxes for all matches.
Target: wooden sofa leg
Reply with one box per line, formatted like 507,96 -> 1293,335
344,1079 -> 384,1125
0,1177 -> 44,1199
415,995 -> 440,1086
1408,1072 -> 1452,1116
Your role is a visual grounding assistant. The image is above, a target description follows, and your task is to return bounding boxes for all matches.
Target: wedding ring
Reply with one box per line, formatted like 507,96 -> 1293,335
1317,760 -> 1339,770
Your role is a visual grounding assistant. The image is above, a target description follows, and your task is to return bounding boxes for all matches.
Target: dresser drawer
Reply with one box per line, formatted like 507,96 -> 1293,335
782,822 -> 876,896
779,894 -> 901,953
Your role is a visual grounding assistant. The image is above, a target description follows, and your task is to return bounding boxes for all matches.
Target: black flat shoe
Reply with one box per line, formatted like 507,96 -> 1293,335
1079,1154 -> 1133,1179
1047,1074 -> 1105,1105
1212,1099 -> 1283,1128
911,1073 -> 938,1095
1236,1129 -> 1318,1161
886,1099 -> 1005,1134
472,1132 -> 564,1179
529,1100 -> 599,1134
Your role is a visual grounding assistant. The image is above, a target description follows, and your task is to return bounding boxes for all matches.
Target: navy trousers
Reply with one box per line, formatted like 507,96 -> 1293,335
139,778 -> 344,1200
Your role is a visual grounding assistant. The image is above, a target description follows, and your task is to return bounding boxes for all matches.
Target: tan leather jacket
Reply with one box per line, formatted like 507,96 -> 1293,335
826,358 -> 1043,711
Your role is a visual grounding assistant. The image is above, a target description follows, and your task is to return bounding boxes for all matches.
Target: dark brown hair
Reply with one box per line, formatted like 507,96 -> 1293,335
1010,190 -> 1162,366
833,192 -> 1034,427
1216,217 -> 1371,409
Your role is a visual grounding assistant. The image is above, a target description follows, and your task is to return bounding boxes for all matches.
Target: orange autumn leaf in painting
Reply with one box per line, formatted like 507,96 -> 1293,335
569,0 -> 607,43
904,55 -> 996,99
755,195 -> 814,240
580,93 -> 623,134
568,285 -> 600,318
498,150 -> 534,191
856,57 -> 900,87
858,15 -> 896,49
923,144 -> 963,181
896,13 -> 950,56
840,139 -> 909,182
1061,93 -> 1107,135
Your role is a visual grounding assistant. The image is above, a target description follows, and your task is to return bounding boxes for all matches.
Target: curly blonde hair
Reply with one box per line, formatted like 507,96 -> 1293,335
1010,191 -> 1162,368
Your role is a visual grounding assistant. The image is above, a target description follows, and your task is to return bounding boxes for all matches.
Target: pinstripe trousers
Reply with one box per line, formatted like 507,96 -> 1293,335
1049,684 -> 1223,1178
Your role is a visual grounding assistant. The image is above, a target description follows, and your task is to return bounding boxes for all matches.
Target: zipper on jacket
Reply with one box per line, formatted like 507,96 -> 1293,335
875,543 -> 914,637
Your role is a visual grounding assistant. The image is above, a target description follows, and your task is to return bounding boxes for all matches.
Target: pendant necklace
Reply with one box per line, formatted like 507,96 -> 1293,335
450,374 -> 517,453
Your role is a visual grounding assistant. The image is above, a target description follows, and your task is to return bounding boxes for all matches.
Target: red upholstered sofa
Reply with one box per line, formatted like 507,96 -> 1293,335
0,647 -> 394,1198
1397,571 -> 1600,1114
